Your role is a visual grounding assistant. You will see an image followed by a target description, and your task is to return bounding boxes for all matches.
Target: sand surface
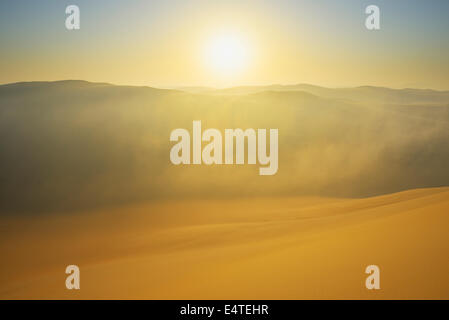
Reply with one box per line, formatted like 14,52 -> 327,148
1,187 -> 448,299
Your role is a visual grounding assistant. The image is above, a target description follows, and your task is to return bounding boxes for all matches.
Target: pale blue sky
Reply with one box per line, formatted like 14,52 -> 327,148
1,0 -> 448,88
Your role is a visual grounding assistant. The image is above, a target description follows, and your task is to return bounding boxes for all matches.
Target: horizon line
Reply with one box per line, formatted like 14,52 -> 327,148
1,79 -> 449,92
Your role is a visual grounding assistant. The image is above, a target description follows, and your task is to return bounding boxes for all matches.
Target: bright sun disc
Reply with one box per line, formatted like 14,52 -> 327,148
206,34 -> 249,75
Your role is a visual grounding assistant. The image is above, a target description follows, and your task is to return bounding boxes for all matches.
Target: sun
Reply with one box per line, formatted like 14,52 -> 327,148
205,33 -> 250,76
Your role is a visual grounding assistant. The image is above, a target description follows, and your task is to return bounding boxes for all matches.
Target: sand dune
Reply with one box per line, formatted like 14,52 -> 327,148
1,187 -> 448,299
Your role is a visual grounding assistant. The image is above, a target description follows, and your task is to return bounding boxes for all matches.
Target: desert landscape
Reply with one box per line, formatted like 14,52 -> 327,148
1,187 -> 448,299
0,81 -> 448,299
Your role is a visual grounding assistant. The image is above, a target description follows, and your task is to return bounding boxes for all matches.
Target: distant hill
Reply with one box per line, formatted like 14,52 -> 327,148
179,83 -> 449,104
1,80 -> 449,214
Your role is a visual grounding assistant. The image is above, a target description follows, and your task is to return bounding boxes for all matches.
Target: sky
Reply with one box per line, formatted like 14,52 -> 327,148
1,0 -> 449,89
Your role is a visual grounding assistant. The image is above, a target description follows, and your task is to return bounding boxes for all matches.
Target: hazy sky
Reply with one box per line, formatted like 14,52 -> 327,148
1,0 -> 449,89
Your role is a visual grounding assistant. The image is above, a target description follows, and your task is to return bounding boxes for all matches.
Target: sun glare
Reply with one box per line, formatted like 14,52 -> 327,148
205,33 -> 250,76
